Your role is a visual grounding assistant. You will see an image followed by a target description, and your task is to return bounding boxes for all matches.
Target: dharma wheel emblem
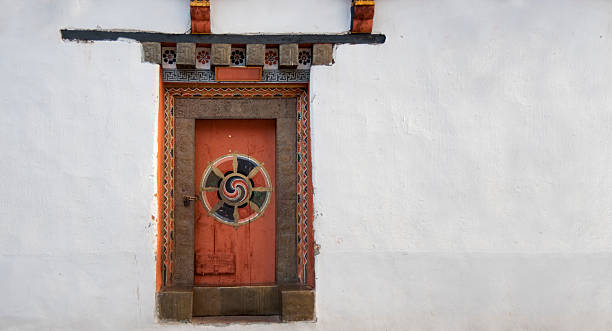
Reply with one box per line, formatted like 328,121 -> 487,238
200,153 -> 272,227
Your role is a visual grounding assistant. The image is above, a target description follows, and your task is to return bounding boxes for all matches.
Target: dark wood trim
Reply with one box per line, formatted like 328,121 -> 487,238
173,118 -> 195,286
60,29 -> 386,44
174,98 -> 299,286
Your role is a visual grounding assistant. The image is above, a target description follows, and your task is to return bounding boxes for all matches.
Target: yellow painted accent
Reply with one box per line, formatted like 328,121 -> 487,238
190,0 -> 210,7
353,0 -> 375,5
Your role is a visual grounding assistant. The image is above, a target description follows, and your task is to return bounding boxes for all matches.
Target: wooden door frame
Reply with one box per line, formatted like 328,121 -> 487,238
175,98 -> 297,287
156,85 -> 315,322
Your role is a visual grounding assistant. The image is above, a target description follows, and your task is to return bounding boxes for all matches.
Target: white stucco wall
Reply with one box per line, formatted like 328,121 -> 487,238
2,0 -> 612,330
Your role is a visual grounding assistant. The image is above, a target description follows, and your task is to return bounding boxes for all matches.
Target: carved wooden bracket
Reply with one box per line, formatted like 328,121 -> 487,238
351,0 -> 375,34
190,0 -> 210,34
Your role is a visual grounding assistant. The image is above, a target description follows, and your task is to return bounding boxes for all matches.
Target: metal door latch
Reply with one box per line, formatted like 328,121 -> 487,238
183,195 -> 198,207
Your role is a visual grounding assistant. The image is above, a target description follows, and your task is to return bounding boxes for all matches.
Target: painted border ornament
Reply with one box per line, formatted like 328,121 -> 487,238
200,153 -> 272,227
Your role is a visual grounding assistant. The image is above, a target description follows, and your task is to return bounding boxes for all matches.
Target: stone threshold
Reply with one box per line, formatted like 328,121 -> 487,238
191,315 -> 281,325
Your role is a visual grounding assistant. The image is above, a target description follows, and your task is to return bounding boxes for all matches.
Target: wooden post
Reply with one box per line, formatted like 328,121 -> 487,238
351,0 -> 375,34
190,0 -> 211,34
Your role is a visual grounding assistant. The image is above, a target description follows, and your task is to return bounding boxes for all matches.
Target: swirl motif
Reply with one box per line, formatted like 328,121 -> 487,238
199,153 -> 272,227
221,175 -> 250,205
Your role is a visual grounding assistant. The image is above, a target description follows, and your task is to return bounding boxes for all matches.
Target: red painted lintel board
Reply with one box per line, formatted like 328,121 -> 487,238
215,67 -> 262,82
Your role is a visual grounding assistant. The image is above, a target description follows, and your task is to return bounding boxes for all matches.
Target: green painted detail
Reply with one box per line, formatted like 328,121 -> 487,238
205,172 -> 222,188
251,191 -> 268,208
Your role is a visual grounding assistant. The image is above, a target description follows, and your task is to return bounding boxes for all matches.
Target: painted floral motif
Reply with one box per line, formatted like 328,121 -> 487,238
196,50 -> 210,65
298,50 -> 311,66
231,49 -> 245,66
263,48 -> 279,70
163,49 -> 176,65
265,50 -> 278,66
195,47 -> 211,69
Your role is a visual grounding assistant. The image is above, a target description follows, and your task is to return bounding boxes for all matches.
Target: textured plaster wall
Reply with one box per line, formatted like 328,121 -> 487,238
1,0 -> 612,330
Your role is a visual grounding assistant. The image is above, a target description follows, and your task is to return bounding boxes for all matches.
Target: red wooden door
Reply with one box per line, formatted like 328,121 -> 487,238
194,119 -> 276,286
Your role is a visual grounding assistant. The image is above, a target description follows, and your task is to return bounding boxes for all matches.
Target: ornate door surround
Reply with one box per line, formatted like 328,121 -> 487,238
156,85 -> 315,322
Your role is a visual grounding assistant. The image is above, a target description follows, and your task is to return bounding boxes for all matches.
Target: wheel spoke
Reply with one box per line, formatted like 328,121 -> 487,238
233,205 -> 239,222
212,165 -> 224,178
249,201 -> 260,213
209,201 -> 223,215
247,165 -> 261,178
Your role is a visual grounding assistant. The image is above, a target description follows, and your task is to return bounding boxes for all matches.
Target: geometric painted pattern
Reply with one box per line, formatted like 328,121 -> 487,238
160,87 -> 312,288
162,69 -> 310,83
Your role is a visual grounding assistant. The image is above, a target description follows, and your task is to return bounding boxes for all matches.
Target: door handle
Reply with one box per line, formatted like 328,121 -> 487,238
183,195 -> 198,207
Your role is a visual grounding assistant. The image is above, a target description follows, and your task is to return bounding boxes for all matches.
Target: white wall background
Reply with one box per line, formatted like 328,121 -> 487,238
1,0 -> 612,330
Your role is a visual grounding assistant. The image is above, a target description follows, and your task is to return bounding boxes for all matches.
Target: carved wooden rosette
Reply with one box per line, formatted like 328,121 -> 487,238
352,0 -> 375,34
190,0 -> 211,34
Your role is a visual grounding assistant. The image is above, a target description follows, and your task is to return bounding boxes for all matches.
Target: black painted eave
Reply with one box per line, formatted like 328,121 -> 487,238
60,29 -> 386,45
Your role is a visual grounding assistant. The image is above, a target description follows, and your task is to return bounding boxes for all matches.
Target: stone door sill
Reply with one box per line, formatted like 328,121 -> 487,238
191,315 -> 281,325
